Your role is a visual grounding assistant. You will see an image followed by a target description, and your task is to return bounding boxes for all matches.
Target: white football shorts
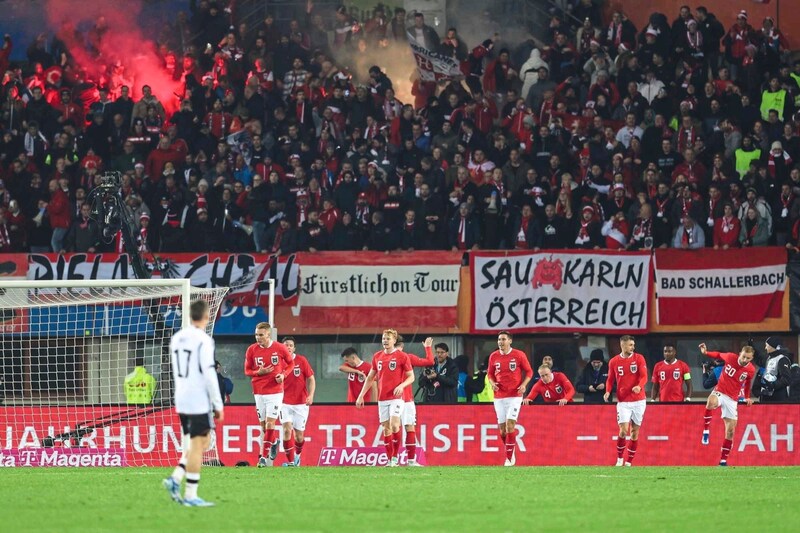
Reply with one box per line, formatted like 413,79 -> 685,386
493,397 -> 523,424
402,401 -> 416,426
254,393 -> 283,421
280,404 -> 310,431
712,391 -> 739,420
616,400 -> 647,426
378,399 -> 404,423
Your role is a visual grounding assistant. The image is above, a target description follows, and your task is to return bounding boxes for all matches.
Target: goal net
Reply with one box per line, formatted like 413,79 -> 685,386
0,279 -> 228,467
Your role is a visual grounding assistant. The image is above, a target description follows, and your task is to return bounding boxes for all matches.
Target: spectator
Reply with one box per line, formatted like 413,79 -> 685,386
453,354 -> 469,403
673,216 -> 705,250
465,356 -> 494,403
739,206 -> 769,247
215,360 -> 234,404
418,343 -> 459,403
575,349 -> 610,404
47,178 -> 71,252
63,203 -> 100,252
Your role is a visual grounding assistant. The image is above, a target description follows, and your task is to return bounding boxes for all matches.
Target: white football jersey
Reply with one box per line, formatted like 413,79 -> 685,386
169,325 -> 223,415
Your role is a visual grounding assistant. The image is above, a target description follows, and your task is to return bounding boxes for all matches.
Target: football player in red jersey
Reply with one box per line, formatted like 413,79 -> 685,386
396,335 -> 434,466
604,335 -> 648,466
339,347 -> 376,403
524,365 -> 575,405
699,343 -> 756,466
650,343 -> 693,402
243,322 -> 294,468
355,329 -> 415,467
279,337 -> 315,467
487,331 -> 533,466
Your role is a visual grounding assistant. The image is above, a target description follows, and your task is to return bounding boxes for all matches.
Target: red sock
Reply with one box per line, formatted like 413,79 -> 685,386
627,439 -> 638,464
383,433 -> 392,458
295,438 -> 305,455
703,410 -> 712,431
505,430 -> 517,461
284,441 -> 295,463
720,438 -> 733,462
405,430 -> 417,461
500,432 -> 507,444
616,436 -> 627,459
262,428 -> 276,456
391,430 -> 402,459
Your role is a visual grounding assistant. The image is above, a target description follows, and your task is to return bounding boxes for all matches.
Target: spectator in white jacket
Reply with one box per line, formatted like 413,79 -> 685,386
638,71 -> 665,104
520,49 -> 548,101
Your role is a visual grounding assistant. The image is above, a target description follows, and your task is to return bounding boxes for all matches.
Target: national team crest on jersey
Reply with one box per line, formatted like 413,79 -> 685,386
531,256 -> 564,290
389,360 -> 397,371
673,370 -> 680,380
630,364 -> 638,373
555,385 -> 563,394
509,360 -> 517,371
271,355 -> 279,365
740,373 -> 748,382
293,367 -> 301,377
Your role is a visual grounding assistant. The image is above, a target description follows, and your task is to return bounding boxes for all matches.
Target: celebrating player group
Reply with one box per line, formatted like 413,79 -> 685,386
167,311 -> 759,503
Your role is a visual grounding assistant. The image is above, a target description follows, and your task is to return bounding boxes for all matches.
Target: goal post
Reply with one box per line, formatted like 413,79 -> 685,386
0,278 -> 228,467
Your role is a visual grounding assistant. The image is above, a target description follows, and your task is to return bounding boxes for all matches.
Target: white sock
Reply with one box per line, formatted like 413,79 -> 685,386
185,473 -> 199,500
171,463 -> 186,482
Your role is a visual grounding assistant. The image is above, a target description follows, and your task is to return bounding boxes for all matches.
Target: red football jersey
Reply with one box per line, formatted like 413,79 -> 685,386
372,350 -> 412,402
347,360 -> 373,403
606,353 -> 648,402
526,372 -> 575,403
707,351 -> 755,401
400,346 -> 434,402
488,348 -> 533,399
651,359 -> 691,402
244,341 -> 295,395
282,354 -> 314,405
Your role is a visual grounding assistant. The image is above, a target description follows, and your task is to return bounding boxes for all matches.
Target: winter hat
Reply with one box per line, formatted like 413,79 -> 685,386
771,141 -> 783,151
645,29 -> 658,37
139,212 -> 150,221
590,349 -> 605,362
738,10 -> 748,21
766,337 -> 782,350
582,205 -> 595,215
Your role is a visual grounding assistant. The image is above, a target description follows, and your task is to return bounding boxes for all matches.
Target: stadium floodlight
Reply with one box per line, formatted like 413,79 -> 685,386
0,278 -> 228,466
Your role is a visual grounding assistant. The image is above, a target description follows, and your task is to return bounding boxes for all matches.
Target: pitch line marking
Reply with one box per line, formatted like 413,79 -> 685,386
576,436 -> 598,441
647,436 -> 669,441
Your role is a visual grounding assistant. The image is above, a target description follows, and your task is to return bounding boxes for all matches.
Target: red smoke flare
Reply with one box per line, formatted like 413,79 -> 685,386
44,0 -> 181,115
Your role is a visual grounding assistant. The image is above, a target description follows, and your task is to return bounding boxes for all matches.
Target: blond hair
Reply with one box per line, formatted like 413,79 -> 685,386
383,329 -> 398,340
256,322 -> 272,331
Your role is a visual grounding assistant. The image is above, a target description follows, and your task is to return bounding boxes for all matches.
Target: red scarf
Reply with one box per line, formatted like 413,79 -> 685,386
516,217 -> 530,249
457,216 -> 467,249
722,216 -> 735,233
678,127 -> 696,153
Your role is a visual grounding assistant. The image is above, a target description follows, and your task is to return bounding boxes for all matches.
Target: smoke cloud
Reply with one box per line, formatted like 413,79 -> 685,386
41,0 -> 180,113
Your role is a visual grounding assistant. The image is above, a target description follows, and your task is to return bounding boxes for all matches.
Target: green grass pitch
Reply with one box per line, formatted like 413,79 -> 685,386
2,467 -> 799,532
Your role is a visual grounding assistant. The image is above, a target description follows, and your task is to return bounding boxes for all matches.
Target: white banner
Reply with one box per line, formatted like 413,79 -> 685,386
656,266 -> 786,298
471,252 -> 651,333
299,264 -> 460,308
408,39 -> 462,82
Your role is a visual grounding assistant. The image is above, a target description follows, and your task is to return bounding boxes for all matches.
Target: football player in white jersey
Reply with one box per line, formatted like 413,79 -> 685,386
162,299 -> 224,507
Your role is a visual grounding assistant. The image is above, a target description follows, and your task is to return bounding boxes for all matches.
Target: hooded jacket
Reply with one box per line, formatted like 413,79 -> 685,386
520,49 -> 548,100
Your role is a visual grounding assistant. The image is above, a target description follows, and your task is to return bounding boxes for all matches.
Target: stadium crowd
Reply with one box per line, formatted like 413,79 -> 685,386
0,1 -> 799,256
